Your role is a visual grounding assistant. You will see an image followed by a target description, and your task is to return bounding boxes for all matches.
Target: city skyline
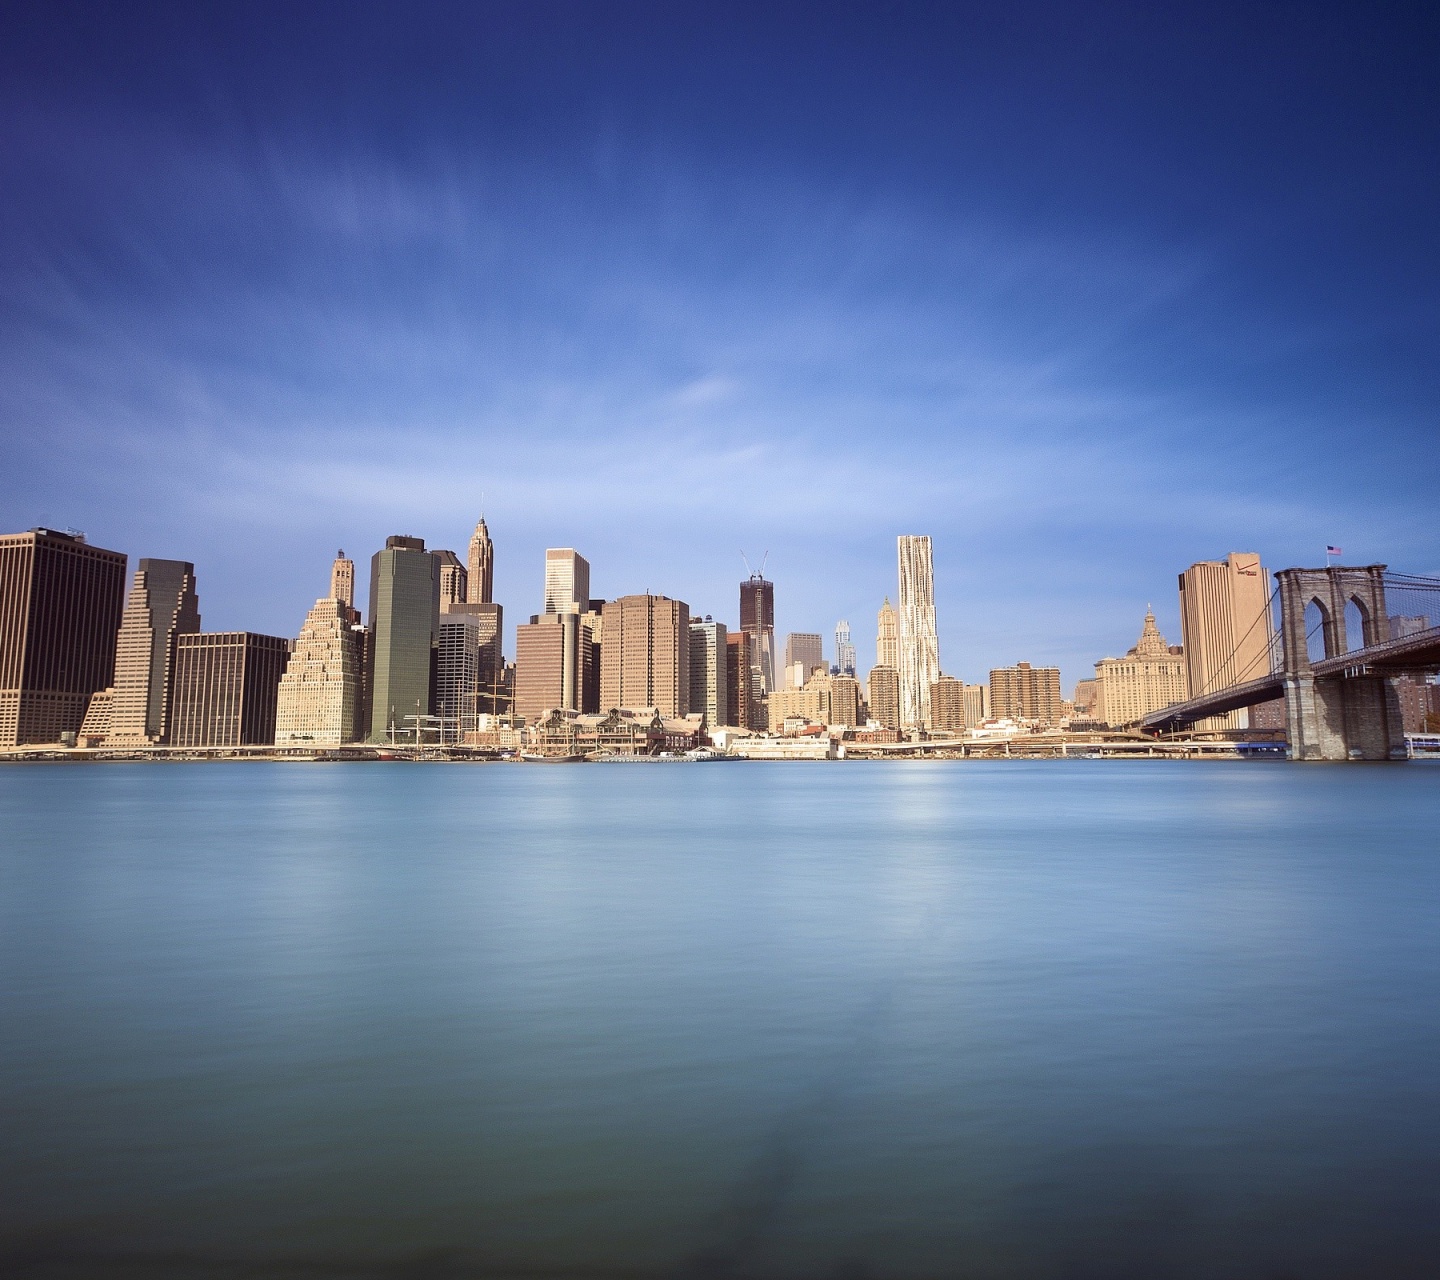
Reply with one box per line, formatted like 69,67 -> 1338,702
3,7 -> 1437,689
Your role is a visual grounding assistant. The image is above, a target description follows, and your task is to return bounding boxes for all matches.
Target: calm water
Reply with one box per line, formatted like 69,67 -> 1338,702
1,761 -> 1438,1279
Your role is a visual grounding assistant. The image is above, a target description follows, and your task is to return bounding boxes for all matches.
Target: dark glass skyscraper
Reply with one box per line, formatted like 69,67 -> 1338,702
0,527 -> 127,746
366,536 -> 441,742
739,573 -> 775,694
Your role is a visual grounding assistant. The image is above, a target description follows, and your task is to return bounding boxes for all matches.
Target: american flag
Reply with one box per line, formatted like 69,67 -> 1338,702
1327,545 -> 1342,555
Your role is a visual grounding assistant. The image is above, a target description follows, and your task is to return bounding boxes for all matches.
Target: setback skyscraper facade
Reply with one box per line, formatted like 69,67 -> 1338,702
0,528 -> 128,746
275,596 -> 365,745
739,573 -> 775,695
108,558 -> 201,744
366,536 -> 440,742
514,611 -> 595,724
434,550 -> 468,608
876,597 -> 898,672
897,536 -> 940,729
467,517 -> 494,604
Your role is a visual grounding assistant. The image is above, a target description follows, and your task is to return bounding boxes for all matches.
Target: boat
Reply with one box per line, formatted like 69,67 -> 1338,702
520,752 -> 586,763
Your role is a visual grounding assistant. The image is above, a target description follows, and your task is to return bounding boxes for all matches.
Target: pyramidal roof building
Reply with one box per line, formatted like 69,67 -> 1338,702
275,552 -> 366,746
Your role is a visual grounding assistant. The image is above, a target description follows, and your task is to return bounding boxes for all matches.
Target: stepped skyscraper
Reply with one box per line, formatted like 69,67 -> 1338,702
896,536 -> 940,729
276,555 -> 366,746
108,559 -> 201,744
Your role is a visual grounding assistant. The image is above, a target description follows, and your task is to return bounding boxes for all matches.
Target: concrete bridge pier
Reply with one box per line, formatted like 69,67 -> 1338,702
1277,566 -> 1407,761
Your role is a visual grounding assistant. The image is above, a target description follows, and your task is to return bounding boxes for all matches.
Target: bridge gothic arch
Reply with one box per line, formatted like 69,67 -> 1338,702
1275,565 -> 1404,760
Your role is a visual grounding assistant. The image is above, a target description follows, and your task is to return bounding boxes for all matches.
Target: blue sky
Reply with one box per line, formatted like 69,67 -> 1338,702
2,2 -> 1437,690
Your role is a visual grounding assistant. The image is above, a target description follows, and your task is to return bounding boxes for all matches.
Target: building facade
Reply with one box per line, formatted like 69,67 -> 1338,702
897,535 -> 941,728
930,675 -> 967,734
989,662 -> 1063,725
366,536 -> 440,742
876,597 -> 898,672
434,550 -> 468,609
784,632 -> 824,682
275,596 -> 366,745
600,593 -> 689,716
1178,553 -> 1272,731
544,548 -> 590,615
688,617 -> 728,728
1093,610 -> 1188,728
725,631 -> 758,729
834,620 -> 856,676
867,664 -> 901,730
514,611 -> 595,724
330,551 -> 357,618
170,632 -> 290,747
467,517 -> 494,604
108,558 -> 201,744
828,673 -> 863,728
739,573 -> 775,695
0,528 -> 128,747
963,682 -> 989,728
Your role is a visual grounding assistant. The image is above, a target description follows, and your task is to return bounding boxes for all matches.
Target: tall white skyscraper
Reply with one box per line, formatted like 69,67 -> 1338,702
897,535 -> 940,728
544,548 -> 590,615
834,620 -> 856,676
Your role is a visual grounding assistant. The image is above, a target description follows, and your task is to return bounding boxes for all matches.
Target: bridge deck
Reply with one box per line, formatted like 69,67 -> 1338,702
1139,673 -> 1284,732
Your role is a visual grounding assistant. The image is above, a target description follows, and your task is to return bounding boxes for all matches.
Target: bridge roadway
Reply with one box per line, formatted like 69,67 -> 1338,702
1141,621 -> 1440,735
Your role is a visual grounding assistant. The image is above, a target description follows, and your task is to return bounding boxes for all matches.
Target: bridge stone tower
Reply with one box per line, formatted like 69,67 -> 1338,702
1276,565 -> 1406,761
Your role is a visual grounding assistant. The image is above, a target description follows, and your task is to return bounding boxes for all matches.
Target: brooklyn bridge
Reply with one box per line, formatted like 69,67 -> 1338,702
1139,565 -> 1440,760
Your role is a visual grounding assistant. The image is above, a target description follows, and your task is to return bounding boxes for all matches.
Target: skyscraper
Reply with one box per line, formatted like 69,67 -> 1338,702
929,676 -> 967,734
600,594 -> 689,715
897,536 -> 940,728
834,620 -> 856,676
0,528 -> 127,747
467,517 -> 494,605
514,611 -> 594,724
739,572 -> 775,695
330,550 -> 356,616
725,631 -> 757,729
867,665 -> 900,730
784,633 -> 824,681
688,617 -> 728,727
1178,553 -> 1273,730
108,558 -> 201,744
276,596 -> 365,745
366,536 -> 440,742
989,662 -> 1063,725
544,549 -> 590,615
876,597 -> 898,672
170,632 -> 290,747
434,550 -> 468,609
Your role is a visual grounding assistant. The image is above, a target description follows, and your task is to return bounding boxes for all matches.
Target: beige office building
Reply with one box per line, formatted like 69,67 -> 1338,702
467,517 -> 494,604
544,548 -> 590,615
1178,553 -> 1272,730
867,664 -> 901,730
989,662 -> 1063,725
897,536 -> 941,728
330,551 -> 357,616
276,596 -> 366,745
930,675 -> 967,734
108,559 -> 201,745
688,618 -> 728,728
876,597 -> 898,672
963,681 -> 989,728
600,594 -> 689,716
1093,610 -> 1188,728
515,612 -> 595,725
